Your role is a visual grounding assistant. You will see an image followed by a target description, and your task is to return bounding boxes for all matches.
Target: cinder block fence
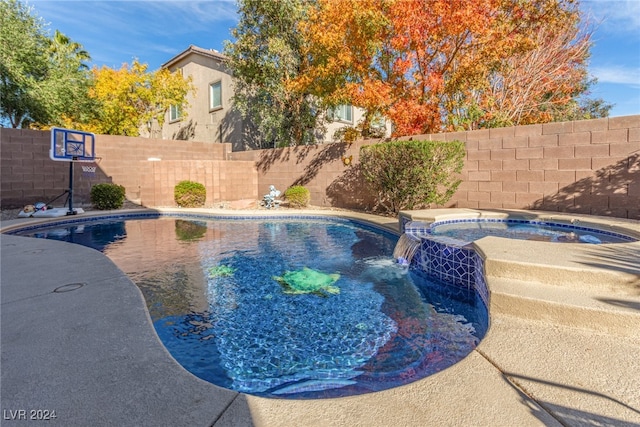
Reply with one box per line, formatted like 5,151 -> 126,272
1,115 -> 638,219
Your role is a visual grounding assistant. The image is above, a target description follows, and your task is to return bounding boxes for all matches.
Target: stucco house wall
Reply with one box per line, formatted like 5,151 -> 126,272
321,106 -> 391,143
161,46 -> 245,149
160,45 -> 390,150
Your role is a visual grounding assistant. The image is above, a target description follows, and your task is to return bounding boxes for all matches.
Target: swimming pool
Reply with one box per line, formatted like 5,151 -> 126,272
12,214 -> 488,399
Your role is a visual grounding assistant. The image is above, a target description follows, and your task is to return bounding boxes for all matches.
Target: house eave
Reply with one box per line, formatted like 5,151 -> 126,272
161,45 -> 228,69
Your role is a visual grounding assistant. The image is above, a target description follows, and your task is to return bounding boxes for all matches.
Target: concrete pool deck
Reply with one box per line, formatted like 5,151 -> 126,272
1,208 -> 639,426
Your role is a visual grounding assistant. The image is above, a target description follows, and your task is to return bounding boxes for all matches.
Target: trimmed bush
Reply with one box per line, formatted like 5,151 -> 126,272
90,183 -> 126,210
174,180 -> 206,208
284,185 -> 310,208
360,140 -> 465,214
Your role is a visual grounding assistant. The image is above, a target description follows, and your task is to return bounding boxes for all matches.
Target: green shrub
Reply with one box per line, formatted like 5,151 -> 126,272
359,140 -> 465,214
174,180 -> 206,208
90,183 -> 126,210
284,185 -> 310,208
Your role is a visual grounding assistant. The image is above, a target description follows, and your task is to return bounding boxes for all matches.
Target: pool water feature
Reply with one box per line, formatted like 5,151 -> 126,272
12,215 -> 488,399
393,234 -> 421,266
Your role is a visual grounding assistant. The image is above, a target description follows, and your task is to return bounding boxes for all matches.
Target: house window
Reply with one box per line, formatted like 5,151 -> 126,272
329,104 -> 353,123
169,104 -> 181,122
209,81 -> 222,111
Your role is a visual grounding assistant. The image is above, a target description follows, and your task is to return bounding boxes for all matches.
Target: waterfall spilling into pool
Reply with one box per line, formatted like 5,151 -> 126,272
392,234 -> 421,266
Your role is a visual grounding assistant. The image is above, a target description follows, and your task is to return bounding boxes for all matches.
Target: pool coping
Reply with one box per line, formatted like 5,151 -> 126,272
2,207 -> 640,426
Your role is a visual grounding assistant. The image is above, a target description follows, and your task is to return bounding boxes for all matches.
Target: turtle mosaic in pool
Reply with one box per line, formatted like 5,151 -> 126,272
13,216 -> 488,399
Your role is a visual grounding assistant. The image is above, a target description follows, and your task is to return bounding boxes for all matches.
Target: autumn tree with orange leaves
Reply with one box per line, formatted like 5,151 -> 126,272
468,14 -> 598,128
292,0 -> 392,137
292,0 -> 608,137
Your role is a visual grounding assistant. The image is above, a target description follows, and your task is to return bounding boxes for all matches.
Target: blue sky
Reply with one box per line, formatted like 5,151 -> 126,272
30,0 -> 640,118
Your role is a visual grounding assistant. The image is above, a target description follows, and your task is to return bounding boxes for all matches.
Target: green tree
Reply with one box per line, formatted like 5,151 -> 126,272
0,0 -> 50,127
49,29 -> 91,69
570,95 -> 613,120
45,29 -> 95,128
224,0 -> 321,148
0,0 -> 93,128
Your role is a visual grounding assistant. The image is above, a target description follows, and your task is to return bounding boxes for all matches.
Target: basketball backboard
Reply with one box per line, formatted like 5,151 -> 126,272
50,127 -> 96,162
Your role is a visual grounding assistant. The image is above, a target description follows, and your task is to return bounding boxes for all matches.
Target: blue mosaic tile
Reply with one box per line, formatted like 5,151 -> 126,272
5,212 -> 401,242
454,249 -> 468,262
409,230 -> 491,314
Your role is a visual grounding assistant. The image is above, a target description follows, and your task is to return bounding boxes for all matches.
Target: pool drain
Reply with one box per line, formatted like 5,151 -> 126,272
53,283 -> 86,293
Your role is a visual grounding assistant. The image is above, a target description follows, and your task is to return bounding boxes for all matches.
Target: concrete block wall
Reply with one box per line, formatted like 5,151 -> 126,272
0,128 -> 86,207
446,116 -> 640,219
230,141 -> 375,209
0,128 -> 256,209
139,160 -> 257,207
232,115 -> 640,219
2,115 -> 638,219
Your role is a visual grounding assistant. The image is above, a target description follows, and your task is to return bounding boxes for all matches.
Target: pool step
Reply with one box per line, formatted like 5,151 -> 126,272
488,276 -> 640,339
475,237 -> 640,292
480,237 -> 640,338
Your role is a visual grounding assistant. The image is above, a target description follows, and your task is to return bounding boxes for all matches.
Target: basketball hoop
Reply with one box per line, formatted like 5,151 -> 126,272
49,127 -> 98,214
80,161 -> 99,177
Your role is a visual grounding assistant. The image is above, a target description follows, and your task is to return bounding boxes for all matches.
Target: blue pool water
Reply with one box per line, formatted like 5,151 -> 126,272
14,215 -> 488,399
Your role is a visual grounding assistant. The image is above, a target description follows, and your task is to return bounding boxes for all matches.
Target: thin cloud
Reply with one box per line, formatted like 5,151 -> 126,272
143,1 -> 238,25
582,0 -> 640,34
136,2 -> 238,41
591,66 -> 640,87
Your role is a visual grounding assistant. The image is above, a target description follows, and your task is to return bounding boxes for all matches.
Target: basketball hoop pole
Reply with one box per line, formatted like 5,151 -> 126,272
67,160 -> 75,215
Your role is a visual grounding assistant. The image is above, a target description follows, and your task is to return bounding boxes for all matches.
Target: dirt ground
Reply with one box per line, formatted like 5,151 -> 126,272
0,200 -> 143,222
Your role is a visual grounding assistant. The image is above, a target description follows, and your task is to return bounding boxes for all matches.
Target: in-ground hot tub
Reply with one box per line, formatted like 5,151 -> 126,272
397,208 -> 640,338
399,209 -> 639,245
424,218 -> 634,244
